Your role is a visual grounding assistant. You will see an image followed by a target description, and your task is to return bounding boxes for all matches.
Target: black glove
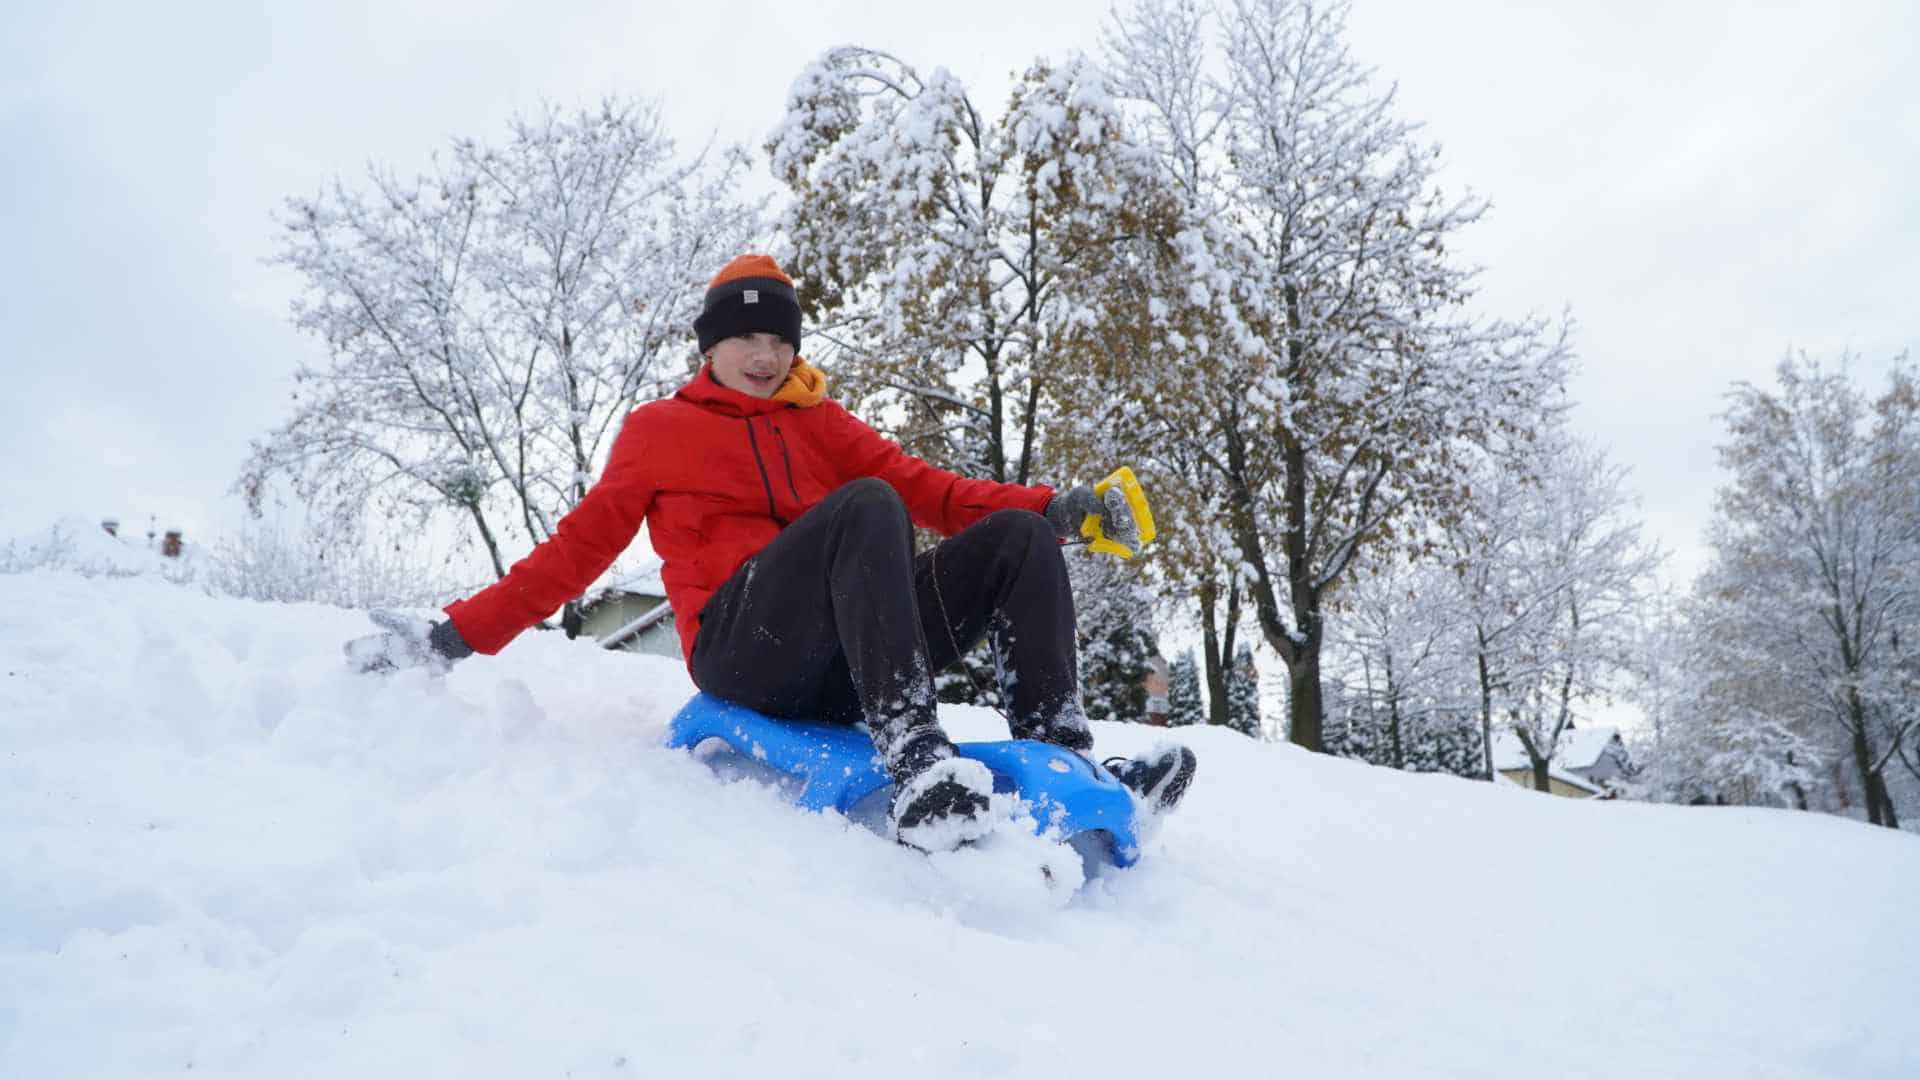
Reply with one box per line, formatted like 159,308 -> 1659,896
343,610 -> 474,675
1043,484 -> 1140,551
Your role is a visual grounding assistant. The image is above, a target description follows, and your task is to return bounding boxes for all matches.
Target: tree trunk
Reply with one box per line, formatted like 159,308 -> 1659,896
1849,720 -> 1887,827
1282,438 -> 1324,752
1199,573 -> 1240,727
466,501 -> 509,580
1384,654 -> 1404,770
1475,644 -> 1496,781
1869,770 -> 1899,829
1286,647 -> 1325,753
983,347 -> 1007,484
1199,579 -> 1226,726
1531,754 -> 1551,793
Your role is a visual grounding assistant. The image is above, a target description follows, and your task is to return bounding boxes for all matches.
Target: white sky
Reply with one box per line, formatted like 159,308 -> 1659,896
4,0 -> 1916,589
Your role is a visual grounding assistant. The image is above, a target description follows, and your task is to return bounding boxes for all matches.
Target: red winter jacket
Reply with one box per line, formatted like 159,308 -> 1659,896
443,362 -> 1055,666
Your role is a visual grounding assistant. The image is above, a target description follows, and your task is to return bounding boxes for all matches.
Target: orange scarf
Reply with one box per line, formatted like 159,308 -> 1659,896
773,359 -> 827,407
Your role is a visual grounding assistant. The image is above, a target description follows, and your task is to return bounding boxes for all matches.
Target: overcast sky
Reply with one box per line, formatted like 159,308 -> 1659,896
4,0 -> 1915,586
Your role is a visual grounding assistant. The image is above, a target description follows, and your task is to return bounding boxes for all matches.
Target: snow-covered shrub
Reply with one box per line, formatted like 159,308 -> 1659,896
201,516 -> 454,610
0,517 -> 195,584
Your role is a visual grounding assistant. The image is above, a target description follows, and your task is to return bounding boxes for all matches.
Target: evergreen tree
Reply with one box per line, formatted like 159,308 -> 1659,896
1226,641 -> 1260,737
1167,649 -> 1205,727
1069,548 -> 1159,724
932,639 -> 1006,712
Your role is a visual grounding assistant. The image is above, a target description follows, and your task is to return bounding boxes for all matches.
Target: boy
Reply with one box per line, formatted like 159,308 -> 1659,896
350,255 -> 1196,851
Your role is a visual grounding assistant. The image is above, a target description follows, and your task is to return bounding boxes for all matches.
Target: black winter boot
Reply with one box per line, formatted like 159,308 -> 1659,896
892,757 -> 995,852
1104,745 -> 1198,814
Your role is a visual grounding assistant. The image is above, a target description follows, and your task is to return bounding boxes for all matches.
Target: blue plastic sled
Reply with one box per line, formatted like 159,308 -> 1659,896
666,693 -> 1142,867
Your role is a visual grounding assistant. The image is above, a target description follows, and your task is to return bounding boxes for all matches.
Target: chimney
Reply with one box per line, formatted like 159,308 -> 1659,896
162,530 -> 183,559
101,518 -> 120,538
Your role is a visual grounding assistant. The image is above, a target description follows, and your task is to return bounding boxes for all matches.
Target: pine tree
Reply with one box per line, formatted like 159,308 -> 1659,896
932,640 -> 1005,712
1226,642 -> 1261,737
1167,649 -> 1205,727
1069,548 -> 1159,724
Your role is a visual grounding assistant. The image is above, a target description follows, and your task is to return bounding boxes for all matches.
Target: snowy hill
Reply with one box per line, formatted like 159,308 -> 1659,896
4,572 -> 1917,1078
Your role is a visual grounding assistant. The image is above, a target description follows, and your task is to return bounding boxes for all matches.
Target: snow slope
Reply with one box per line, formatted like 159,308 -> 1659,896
4,572 -> 1917,1079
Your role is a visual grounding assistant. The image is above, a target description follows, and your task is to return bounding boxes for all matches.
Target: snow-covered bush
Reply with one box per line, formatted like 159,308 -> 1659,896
0,518 -> 195,584
200,515 -> 456,610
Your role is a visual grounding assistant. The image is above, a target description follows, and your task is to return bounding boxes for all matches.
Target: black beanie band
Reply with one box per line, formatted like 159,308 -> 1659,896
694,276 -> 803,354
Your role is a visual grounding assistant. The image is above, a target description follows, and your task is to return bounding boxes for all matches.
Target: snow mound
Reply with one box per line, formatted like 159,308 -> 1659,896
3,572 -> 1917,1078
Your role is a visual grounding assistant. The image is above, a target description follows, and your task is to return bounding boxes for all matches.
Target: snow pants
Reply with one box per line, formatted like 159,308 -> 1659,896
690,478 -> 1093,781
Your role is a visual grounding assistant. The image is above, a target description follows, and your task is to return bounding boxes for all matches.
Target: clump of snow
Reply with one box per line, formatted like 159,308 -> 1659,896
3,571 -> 1917,1077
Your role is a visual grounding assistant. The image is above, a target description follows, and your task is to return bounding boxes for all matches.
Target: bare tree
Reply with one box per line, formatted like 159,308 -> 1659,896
1441,441 -> 1556,780
1692,351 -> 1919,827
1324,549 -> 1476,771
1096,0 -> 1569,750
1496,430 -> 1664,792
245,97 -> 761,613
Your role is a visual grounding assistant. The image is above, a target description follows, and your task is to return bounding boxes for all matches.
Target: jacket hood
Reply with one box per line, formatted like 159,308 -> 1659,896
677,359 -> 828,416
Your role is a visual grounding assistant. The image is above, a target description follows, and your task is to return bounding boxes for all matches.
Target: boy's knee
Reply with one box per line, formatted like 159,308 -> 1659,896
985,508 -> 1057,550
834,478 -> 908,526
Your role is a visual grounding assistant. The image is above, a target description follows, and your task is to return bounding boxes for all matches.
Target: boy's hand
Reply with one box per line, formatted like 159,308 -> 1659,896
344,610 -> 474,674
1044,484 -> 1140,552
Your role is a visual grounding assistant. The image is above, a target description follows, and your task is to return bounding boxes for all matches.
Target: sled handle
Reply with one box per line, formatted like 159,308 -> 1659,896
1081,465 -> 1157,558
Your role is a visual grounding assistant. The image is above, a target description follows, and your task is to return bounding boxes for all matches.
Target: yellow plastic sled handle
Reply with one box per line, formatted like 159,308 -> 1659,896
1080,465 -> 1157,559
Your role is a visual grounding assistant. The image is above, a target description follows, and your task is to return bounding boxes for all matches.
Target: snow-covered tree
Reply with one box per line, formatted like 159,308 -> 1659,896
1091,0 -> 1570,751
1068,547 -> 1161,724
1226,641 -> 1261,736
1495,431 -> 1664,793
1625,590 -> 1820,810
769,48 -> 1168,488
1167,648 -> 1206,727
1440,444 -> 1543,780
1688,351 -> 1919,828
245,97 -> 761,610
1324,550 -> 1478,772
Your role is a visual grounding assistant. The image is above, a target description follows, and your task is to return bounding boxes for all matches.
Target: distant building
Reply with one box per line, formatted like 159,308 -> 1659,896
1143,653 -> 1170,726
575,564 -> 679,659
1491,726 -> 1631,800
1555,727 -> 1633,788
100,517 -> 186,558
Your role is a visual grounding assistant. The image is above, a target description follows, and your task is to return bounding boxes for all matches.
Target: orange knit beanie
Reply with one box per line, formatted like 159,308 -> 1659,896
694,254 -> 802,354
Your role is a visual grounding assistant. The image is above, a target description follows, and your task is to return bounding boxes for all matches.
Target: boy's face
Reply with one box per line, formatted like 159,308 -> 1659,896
708,332 -> 797,398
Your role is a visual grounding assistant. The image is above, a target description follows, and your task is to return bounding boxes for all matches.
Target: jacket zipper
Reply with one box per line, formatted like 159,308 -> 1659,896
772,424 -> 800,501
742,418 -> 789,527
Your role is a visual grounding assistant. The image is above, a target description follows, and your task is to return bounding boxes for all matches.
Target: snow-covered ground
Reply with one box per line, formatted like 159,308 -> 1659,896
4,571 -> 1917,1079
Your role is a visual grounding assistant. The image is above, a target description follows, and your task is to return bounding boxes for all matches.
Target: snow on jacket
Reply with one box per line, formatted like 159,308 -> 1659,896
443,361 -> 1056,666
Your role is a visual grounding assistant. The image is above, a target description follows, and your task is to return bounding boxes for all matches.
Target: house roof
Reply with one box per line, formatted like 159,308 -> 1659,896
1557,728 -> 1625,770
582,560 -> 667,612
1496,763 -> 1606,797
599,596 -> 674,650
608,562 -> 664,595
1490,727 -> 1622,772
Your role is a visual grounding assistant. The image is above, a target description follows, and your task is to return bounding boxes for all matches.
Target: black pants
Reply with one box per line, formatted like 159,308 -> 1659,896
690,478 -> 1093,780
